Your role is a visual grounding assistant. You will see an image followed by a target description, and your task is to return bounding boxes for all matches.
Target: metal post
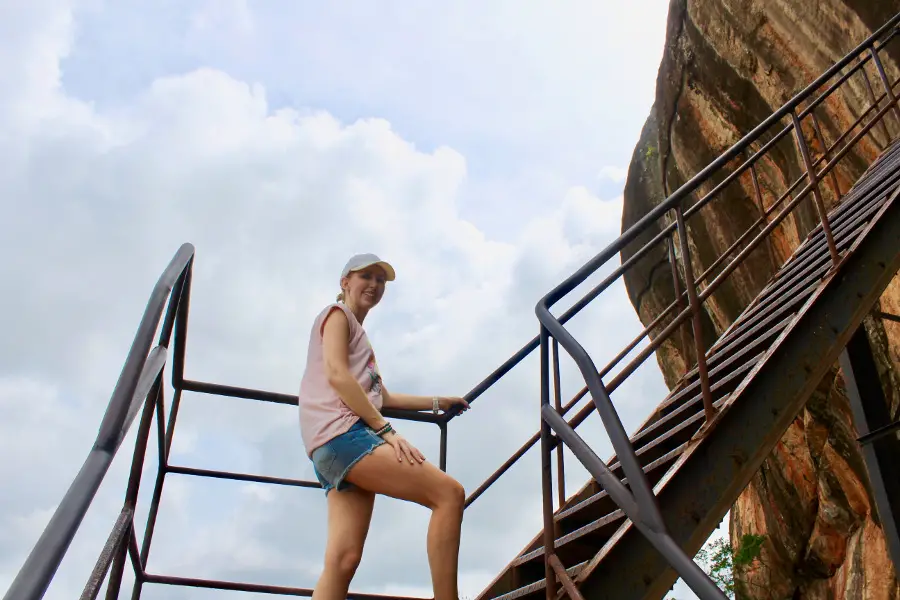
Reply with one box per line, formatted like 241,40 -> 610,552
810,110 -> 843,202
870,45 -> 900,126
839,327 -> 900,575
540,327 -> 559,600
172,261 -> 192,388
673,207 -> 716,422
749,163 -> 768,221
439,422 -> 448,472
552,338 -> 566,508
791,110 -> 841,265
860,65 -> 889,150
667,235 -> 694,374
106,379 -> 161,599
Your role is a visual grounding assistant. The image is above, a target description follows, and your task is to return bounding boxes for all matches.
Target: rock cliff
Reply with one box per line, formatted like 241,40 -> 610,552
622,1 -> 900,597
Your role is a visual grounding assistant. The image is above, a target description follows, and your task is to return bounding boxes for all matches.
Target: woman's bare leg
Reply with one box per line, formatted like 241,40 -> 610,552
311,486 -> 375,600
345,444 -> 465,600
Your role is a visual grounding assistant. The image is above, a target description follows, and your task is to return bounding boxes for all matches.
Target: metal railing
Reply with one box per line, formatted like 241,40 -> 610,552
4,11 -> 900,600
532,12 -> 900,600
2,247 -> 442,600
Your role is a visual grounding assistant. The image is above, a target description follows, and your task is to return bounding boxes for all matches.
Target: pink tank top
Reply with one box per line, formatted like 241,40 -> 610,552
297,303 -> 384,456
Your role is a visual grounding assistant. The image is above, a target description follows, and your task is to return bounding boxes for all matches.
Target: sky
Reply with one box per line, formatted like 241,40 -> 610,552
0,1 -> 724,598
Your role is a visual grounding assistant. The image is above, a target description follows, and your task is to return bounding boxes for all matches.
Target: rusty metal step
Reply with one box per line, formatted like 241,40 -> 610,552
492,562 -> 589,600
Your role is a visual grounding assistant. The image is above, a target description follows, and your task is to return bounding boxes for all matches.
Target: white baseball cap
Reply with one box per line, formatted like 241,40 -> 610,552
341,253 -> 396,281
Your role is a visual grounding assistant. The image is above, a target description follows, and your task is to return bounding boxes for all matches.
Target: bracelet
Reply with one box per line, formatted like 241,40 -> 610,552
374,422 -> 393,437
432,396 -> 440,414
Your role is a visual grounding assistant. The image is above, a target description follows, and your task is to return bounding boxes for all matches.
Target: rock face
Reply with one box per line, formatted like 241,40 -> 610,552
622,1 -> 900,597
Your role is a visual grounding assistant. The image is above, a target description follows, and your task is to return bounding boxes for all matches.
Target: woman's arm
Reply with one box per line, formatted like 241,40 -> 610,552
382,387 -> 469,412
321,308 -> 389,431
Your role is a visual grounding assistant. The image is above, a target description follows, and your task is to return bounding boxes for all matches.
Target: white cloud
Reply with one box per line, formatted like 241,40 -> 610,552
598,165 -> 628,183
0,2 -> 676,599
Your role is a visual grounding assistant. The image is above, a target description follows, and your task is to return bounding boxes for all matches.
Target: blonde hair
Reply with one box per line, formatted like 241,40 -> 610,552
336,291 -> 345,302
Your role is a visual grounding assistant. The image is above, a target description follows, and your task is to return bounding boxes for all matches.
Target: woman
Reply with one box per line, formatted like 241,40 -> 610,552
298,253 -> 470,600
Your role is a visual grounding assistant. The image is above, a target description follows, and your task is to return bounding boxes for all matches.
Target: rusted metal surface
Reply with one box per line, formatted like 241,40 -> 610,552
791,110 -> 841,264
749,163 -> 767,220
106,375 -> 163,600
539,330 -> 560,600
79,507 -> 133,600
810,109 -> 844,202
547,554 -> 583,600
673,206 -> 715,422
579,174 -> 900,600
668,235 -> 694,373
871,45 -> 900,126
552,339 -> 566,509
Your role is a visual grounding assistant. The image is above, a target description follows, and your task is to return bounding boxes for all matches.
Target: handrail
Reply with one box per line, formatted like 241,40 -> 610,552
531,13 -> 900,600
3,243 -> 195,600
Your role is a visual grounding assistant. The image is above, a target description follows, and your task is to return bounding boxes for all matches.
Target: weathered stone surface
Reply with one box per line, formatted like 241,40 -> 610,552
623,0 -> 900,596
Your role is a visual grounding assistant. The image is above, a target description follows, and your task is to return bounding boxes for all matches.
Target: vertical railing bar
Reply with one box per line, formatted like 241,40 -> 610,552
157,269 -> 187,350
126,524 -> 143,580
105,377 -> 161,600
667,235 -> 694,375
551,338 -> 566,509
164,387 -> 182,457
810,109 -> 844,202
860,63 -> 889,149
693,92 -> 900,313
540,327 -> 559,600
791,110 -> 841,264
155,385 -> 166,468
138,385 -> 172,572
870,44 -> 900,125
749,162 -> 768,221
137,470 -> 166,571
673,206 -> 716,422
127,523 -> 146,600
172,261 -> 193,388
439,422 -> 448,472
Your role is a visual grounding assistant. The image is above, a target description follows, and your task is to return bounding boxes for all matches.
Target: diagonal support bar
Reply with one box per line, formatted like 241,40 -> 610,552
541,407 -> 727,600
839,327 -> 900,574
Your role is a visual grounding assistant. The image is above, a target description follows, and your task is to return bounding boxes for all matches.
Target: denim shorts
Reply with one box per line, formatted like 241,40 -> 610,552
311,419 -> 385,495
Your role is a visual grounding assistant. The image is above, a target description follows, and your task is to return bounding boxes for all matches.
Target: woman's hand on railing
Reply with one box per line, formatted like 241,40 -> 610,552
438,396 -> 470,413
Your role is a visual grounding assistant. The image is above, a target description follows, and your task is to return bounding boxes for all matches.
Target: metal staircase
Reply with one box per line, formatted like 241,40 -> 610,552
5,10 -> 900,600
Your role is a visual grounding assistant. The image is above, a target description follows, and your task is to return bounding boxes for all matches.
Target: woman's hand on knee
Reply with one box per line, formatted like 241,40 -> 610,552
382,431 -> 425,465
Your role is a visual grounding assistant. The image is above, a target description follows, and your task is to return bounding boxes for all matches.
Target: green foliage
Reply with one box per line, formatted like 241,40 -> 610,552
733,533 -> 766,567
665,533 -> 767,600
696,537 -> 736,597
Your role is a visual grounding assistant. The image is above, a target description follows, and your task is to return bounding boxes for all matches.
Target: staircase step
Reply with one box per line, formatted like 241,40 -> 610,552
492,562 -> 589,600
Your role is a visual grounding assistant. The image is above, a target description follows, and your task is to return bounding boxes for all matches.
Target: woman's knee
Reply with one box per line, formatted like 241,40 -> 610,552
434,476 -> 465,511
325,544 -> 363,578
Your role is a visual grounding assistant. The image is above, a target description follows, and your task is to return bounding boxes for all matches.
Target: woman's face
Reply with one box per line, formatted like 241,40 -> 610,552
342,266 -> 387,309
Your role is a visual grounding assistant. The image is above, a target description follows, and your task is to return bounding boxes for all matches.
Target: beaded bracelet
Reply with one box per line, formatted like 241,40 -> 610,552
374,422 -> 393,437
